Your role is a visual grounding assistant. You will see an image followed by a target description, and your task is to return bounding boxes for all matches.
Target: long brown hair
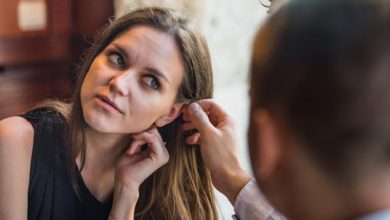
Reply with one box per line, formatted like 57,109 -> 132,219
39,7 -> 217,220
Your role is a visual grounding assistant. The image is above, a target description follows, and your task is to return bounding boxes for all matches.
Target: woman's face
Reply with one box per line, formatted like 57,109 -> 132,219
80,25 -> 185,134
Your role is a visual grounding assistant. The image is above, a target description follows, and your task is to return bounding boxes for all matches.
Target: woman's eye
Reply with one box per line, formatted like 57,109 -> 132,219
108,52 -> 125,68
142,76 -> 160,90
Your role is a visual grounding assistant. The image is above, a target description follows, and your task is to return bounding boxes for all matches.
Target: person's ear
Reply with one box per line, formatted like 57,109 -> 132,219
253,109 -> 284,179
155,103 -> 184,127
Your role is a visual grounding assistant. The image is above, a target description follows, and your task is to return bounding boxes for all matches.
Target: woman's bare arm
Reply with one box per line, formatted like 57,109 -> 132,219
0,116 -> 34,220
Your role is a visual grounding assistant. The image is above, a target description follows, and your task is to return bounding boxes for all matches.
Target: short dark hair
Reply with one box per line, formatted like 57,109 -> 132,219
250,0 -> 390,181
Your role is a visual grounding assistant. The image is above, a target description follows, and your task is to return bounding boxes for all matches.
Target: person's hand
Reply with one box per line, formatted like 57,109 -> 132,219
182,99 -> 251,204
115,126 -> 169,190
110,127 -> 169,220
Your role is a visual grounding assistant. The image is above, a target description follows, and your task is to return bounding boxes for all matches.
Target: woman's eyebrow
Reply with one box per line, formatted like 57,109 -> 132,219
144,67 -> 170,84
110,43 -> 129,57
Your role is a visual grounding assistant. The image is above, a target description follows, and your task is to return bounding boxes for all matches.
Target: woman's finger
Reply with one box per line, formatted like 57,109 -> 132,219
131,127 -> 168,163
132,127 -> 163,144
127,139 -> 146,155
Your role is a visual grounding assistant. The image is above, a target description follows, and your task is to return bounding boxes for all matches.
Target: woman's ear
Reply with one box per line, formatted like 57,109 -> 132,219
155,103 -> 184,127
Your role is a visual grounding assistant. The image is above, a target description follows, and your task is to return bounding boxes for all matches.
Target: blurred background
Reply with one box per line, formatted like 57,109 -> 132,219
0,0 -> 114,119
0,0 -> 268,218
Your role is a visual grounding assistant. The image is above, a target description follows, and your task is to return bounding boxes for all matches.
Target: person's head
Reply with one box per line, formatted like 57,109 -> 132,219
80,25 -> 185,133
69,7 -> 216,219
249,0 -> 390,219
76,7 -> 212,134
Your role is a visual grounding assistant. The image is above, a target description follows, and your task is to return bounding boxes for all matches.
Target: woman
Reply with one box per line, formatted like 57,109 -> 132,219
0,7 -> 217,220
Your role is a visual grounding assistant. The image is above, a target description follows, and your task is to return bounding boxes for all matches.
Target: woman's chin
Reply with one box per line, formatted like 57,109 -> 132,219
84,112 -> 117,133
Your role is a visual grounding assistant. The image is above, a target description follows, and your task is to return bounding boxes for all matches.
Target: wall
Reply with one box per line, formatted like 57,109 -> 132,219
114,0 -> 269,218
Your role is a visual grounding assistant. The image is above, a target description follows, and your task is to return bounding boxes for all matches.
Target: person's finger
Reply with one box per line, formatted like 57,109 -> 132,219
187,103 -> 216,134
127,139 -> 146,155
185,133 -> 200,145
181,121 -> 196,131
132,127 -> 163,145
132,128 -> 168,164
196,99 -> 229,126
144,134 -> 169,165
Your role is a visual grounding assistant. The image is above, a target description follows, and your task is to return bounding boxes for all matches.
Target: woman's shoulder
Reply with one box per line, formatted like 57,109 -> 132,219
0,116 -> 34,145
0,116 -> 34,164
0,117 -> 34,219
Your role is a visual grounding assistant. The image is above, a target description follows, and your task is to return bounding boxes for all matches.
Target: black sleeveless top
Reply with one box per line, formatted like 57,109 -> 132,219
22,109 -> 113,220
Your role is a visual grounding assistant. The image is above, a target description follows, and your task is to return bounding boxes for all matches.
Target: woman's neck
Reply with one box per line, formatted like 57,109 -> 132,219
81,127 -> 131,171
73,127 -> 132,203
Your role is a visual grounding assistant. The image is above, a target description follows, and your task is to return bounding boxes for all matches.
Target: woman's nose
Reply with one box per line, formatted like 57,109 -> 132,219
108,70 -> 133,96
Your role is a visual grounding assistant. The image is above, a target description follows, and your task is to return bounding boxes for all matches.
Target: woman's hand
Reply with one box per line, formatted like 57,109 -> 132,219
115,126 -> 169,190
109,126 -> 169,220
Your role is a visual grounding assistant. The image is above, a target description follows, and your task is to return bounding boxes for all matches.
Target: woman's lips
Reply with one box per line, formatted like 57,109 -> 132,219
96,95 -> 124,114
